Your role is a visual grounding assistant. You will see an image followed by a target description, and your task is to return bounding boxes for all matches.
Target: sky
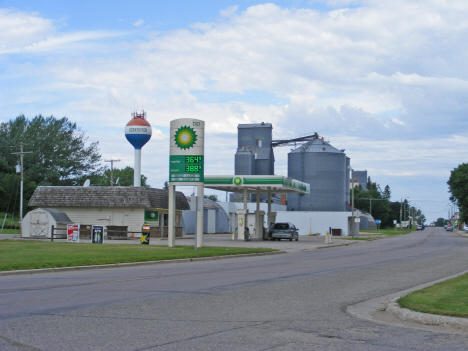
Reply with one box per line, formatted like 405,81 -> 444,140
1,0 -> 467,223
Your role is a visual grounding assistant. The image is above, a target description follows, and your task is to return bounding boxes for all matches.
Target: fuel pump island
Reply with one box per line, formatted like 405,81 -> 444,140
166,119 -> 310,247
204,175 -> 309,240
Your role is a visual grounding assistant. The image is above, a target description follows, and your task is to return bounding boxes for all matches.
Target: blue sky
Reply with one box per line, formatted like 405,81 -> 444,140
1,0 -> 467,222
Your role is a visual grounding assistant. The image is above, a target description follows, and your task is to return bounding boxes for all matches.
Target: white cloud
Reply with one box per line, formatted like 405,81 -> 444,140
0,9 -> 54,50
133,19 -> 144,27
2,2 -> 468,220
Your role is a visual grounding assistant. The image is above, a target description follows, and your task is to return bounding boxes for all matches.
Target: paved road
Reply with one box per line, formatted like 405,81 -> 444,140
1,227 -> 468,350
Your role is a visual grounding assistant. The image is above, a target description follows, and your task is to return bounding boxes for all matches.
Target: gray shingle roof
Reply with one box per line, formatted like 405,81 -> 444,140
40,208 -> 73,224
28,186 -> 190,210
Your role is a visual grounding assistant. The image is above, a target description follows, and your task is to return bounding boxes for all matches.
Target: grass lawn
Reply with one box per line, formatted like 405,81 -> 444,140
0,228 -> 20,234
341,228 -> 416,240
0,240 -> 277,272
360,228 -> 416,236
398,273 -> 468,318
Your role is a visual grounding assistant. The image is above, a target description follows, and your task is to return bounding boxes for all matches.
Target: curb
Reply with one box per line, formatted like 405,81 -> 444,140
347,268 -> 468,331
316,241 -> 359,249
0,250 -> 285,277
386,301 -> 468,329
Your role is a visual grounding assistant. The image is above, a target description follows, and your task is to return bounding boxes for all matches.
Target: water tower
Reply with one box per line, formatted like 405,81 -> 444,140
125,111 -> 152,187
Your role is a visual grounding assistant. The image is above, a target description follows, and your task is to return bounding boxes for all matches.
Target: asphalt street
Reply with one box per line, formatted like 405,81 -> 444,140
1,227 -> 468,350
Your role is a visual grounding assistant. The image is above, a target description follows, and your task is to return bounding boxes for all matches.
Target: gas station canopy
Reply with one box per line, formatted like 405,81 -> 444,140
204,175 -> 310,194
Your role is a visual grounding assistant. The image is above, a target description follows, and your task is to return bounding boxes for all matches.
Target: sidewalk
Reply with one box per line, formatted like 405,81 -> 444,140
0,233 -> 359,253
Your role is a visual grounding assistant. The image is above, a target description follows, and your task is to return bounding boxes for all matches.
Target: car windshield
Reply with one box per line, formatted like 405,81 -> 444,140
273,223 -> 289,230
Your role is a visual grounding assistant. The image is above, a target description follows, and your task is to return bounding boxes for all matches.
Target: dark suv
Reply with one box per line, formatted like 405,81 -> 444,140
270,222 -> 299,241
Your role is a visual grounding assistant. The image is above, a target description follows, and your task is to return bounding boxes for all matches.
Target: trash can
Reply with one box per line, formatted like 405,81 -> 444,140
141,223 -> 151,244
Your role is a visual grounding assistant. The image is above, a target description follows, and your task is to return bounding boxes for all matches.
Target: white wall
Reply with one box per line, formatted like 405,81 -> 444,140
217,202 -> 350,236
218,202 -> 287,214
275,211 -> 352,236
218,202 -> 287,233
54,207 -> 145,232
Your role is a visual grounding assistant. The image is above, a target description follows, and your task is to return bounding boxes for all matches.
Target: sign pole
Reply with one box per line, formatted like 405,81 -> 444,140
168,184 -> 176,247
168,119 -> 205,248
196,184 -> 204,248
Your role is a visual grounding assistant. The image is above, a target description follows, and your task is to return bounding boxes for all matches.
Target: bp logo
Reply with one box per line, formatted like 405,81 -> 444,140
174,126 -> 197,150
234,177 -> 242,185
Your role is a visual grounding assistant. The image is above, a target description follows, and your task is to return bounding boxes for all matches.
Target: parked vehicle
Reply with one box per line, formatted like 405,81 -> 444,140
446,225 -> 453,231
416,225 -> 422,231
270,222 -> 299,241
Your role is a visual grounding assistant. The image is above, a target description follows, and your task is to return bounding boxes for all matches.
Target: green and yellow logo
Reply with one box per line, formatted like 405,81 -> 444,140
174,126 -> 197,150
234,177 -> 242,185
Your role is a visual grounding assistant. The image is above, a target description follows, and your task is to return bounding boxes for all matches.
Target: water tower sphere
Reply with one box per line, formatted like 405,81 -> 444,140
125,116 -> 152,149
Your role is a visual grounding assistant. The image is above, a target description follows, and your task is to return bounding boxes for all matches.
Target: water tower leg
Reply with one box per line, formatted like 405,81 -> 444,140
168,184 -> 176,247
196,184 -> 204,247
134,149 -> 141,187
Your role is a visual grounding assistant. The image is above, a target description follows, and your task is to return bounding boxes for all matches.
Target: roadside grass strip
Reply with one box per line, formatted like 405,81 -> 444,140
398,272 -> 468,318
0,240 -> 277,271
0,228 -> 20,234
342,228 -> 416,240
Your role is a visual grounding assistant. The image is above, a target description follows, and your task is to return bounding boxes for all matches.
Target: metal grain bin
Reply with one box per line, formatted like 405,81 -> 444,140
287,138 -> 348,212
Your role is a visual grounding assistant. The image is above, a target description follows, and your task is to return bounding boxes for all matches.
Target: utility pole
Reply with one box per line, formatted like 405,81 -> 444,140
11,142 -> 32,225
104,159 -> 120,186
400,198 -> 402,229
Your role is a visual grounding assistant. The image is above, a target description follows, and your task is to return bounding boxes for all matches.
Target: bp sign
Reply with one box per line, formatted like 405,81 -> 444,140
169,119 -> 205,184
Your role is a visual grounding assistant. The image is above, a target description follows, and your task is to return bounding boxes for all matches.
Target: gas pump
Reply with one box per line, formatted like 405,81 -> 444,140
235,209 -> 248,240
267,212 -> 277,239
141,222 -> 151,244
255,211 -> 265,240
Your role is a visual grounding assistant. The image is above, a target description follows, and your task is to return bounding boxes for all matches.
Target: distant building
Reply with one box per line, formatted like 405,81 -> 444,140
235,123 -> 275,176
351,170 -> 368,189
27,186 -> 189,238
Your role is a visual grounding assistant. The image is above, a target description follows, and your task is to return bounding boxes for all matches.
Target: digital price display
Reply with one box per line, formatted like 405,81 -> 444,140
169,155 -> 204,183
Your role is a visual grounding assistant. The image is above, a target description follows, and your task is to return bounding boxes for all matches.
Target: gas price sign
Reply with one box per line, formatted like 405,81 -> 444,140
169,155 -> 204,182
169,119 -> 205,184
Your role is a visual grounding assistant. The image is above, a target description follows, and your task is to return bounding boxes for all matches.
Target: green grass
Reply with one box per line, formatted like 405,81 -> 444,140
341,228 -> 416,240
398,273 -> 468,317
360,228 -> 416,235
0,240 -> 277,272
0,212 -> 20,230
0,228 -> 20,234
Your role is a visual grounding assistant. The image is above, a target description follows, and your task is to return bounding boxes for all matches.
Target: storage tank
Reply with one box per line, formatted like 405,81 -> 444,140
125,111 -> 152,187
287,137 -> 349,212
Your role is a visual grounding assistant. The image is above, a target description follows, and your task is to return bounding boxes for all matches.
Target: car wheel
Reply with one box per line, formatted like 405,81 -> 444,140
289,237 -> 293,241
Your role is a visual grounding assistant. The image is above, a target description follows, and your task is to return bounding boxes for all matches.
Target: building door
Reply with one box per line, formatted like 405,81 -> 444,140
31,211 -> 48,237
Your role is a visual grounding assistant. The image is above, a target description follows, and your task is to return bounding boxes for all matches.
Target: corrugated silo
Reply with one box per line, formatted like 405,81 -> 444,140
235,123 -> 274,175
287,138 -> 349,212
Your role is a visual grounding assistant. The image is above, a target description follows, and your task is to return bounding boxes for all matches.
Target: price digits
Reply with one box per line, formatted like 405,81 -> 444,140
185,156 -> 202,164
185,165 -> 202,172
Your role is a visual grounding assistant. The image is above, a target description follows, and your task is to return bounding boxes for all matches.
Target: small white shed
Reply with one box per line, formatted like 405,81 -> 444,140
22,208 -> 72,238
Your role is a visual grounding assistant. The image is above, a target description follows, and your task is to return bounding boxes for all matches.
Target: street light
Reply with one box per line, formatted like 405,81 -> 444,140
348,167 -> 357,238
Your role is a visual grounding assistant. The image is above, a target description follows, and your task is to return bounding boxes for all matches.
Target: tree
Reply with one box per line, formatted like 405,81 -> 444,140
366,176 -> 377,191
353,187 -> 390,227
447,163 -> 468,223
383,185 -> 391,200
204,194 -> 218,202
0,115 -> 103,214
435,217 -> 447,227
89,167 -> 149,187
